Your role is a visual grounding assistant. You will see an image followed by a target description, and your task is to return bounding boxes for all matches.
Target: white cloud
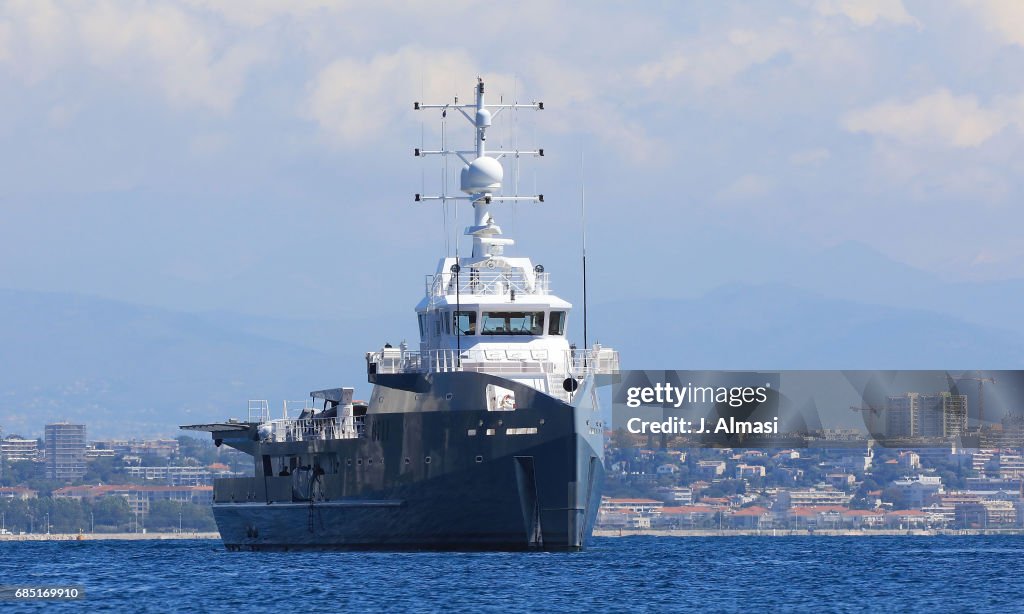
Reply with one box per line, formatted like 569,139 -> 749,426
304,46 -> 497,145
179,0 -> 484,27
0,1 -> 266,111
0,0 -> 75,82
180,0 -> 349,27
303,46 -> 668,170
637,26 -> 794,91
843,93 -> 1023,207
522,55 -> 666,161
811,0 -> 918,27
631,1 -> 918,110
715,174 -> 774,202
958,0 -> 1024,47
842,89 -> 1013,148
83,3 -> 267,112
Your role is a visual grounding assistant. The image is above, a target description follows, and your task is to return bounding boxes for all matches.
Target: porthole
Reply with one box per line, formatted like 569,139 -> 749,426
425,456 -> 432,464
346,459 -> 352,466
404,457 -> 411,464
357,458 -> 363,465
367,459 -> 373,465
445,393 -> 453,401
475,455 -> 483,463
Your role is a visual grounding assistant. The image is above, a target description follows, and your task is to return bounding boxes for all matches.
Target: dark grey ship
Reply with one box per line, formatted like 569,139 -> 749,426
182,78 -> 618,551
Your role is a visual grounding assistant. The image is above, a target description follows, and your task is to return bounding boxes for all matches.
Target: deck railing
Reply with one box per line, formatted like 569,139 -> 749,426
370,347 -> 619,377
262,415 -> 365,442
247,400 -> 269,423
425,270 -> 550,297
246,401 -> 365,442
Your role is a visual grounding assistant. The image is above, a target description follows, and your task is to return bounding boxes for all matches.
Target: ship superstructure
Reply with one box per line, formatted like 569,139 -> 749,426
183,78 -> 617,551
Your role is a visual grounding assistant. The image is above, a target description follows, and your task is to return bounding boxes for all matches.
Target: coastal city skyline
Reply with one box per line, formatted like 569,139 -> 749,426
5,410 -> 1024,535
6,415 -> 1024,536
0,420 -> 245,536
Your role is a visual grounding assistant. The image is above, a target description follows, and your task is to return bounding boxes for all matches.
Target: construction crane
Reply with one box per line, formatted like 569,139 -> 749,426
957,373 -> 996,426
850,404 -> 881,415
850,404 -> 884,434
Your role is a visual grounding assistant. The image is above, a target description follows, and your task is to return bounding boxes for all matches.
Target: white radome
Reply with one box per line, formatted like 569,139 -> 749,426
460,156 -> 503,194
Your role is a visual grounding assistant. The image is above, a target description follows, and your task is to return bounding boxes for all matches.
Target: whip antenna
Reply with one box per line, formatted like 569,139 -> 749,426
581,150 -> 589,353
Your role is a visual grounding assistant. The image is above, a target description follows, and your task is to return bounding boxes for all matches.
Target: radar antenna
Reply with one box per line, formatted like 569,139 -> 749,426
414,77 -> 545,259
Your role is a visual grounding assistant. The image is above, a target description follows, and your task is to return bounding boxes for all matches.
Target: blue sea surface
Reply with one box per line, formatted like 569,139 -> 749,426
0,536 -> 1020,612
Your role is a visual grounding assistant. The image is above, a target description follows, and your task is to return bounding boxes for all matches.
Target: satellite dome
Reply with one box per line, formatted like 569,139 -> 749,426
460,156 -> 503,194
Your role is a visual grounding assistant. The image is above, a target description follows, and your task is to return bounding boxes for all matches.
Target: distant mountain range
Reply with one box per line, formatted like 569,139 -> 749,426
730,241 -> 1024,338
0,288 -> 364,439
593,283 -> 1024,370
1,242 -> 1022,438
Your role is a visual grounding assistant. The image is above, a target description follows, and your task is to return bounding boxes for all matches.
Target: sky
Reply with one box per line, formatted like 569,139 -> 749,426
2,0 -> 1024,325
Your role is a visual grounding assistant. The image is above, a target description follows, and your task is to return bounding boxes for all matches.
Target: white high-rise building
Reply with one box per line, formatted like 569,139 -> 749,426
45,423 -> 87,481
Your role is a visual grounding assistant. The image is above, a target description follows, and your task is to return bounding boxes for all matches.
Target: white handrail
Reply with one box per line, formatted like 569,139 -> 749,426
370,347 -> 619,376
425,270 -> 550,297
247,400 -> 269,423
266,415 -> 365,442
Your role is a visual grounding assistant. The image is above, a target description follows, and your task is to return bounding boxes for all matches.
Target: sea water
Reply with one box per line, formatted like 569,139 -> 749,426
0,536 -> 1019,612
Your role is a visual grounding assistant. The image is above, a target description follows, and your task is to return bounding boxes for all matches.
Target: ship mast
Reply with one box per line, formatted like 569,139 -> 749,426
414,78 -> 545,259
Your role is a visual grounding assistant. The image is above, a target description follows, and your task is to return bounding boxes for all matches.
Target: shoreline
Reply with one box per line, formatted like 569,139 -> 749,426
0,532 -> 221,542
5,529 -> 1021,542
594,528 -> 1024,537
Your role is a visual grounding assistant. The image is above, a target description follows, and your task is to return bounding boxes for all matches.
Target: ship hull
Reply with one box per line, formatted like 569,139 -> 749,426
213,433 -> 603,551
208,372 -> 606,551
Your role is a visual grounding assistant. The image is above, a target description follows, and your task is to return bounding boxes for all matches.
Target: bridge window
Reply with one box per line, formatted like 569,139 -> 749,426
548,311 -> 566,336
417,314 -> 426,340
481,311 -> 544,336
453,310 -> 476,335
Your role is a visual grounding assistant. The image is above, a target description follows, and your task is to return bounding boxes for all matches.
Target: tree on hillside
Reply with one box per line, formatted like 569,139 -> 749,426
146,500 -> 216,532
81,457 -> 119,484
90,497 -> 131,531
0,460 -> 40,487
176,435 -> 217,465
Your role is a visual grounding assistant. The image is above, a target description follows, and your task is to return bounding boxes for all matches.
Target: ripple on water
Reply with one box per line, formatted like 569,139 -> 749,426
0,535 -> 1020,613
